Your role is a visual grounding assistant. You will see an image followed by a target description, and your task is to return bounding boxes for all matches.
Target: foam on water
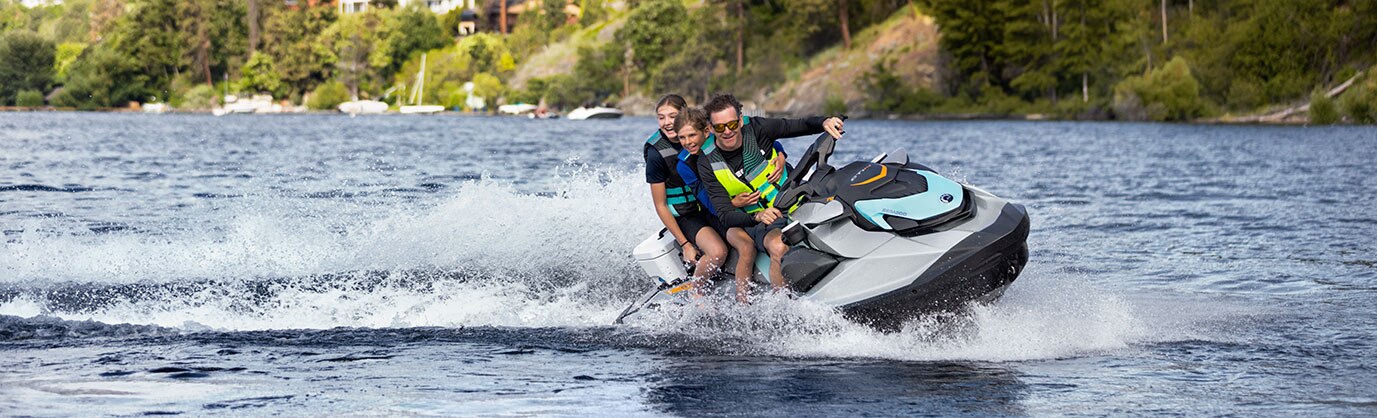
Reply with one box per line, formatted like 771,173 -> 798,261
2,167 -> 654,283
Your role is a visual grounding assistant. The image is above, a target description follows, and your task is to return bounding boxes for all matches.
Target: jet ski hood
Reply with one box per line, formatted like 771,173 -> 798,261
811,161 -> 969,235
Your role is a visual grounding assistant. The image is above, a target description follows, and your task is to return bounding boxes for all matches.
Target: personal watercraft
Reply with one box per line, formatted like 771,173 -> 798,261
619,133 -> 1030,329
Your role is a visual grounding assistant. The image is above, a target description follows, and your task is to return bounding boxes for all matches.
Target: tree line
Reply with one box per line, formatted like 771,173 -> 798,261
916,0 -> 1377,121
0,0 -> 911,111
1,0 -> 1373,122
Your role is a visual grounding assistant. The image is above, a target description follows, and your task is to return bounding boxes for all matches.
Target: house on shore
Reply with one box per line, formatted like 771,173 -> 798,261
332,0 -> 579,36
19,0 -> 62,8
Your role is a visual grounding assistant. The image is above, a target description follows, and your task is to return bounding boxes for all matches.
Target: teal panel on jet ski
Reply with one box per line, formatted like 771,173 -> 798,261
754,253 -> 771,278
853,170 -> 964,230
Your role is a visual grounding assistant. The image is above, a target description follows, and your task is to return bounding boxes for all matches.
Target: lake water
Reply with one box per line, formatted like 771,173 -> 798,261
2,112 -> 1374,416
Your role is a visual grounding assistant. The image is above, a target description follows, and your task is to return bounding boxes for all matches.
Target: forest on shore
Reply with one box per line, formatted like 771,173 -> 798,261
0,0 -> 1374,123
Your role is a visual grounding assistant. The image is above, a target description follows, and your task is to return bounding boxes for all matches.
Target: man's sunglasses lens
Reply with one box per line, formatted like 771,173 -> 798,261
712,119 -> 741,132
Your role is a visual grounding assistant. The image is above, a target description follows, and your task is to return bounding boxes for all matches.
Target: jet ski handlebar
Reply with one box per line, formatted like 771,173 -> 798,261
774,130 -> 840,210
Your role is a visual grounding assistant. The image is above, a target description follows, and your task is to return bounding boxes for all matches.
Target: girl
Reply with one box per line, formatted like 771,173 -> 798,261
644,94 -> 727,289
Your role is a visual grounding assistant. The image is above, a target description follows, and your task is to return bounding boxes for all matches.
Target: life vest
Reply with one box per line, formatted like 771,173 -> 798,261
702,117 -> 800,214
645,130 -> 701,217
676,135 -> 717,215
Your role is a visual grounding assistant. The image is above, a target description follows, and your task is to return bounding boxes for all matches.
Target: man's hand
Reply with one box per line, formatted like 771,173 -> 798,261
732,191 -> 761,208
754,207 -> 783,224
822,116 -> 845,139
766,152 -> 786,183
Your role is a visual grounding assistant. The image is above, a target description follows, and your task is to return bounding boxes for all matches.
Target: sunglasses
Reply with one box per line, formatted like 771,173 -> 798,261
711,118 -> 742,133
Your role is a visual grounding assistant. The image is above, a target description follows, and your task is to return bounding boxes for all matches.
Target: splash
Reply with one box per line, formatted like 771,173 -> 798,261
2,169 -> 1206,362
1,169 -> 653,329
618,266 -> 1160,362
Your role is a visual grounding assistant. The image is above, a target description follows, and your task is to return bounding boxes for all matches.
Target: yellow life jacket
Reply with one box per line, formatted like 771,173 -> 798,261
702,116 -> 800,214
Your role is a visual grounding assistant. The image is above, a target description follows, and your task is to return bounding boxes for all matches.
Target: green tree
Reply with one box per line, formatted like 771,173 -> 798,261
924,0 -> 1012,94
1056,0 -> 1131,103
0,30 -> 56,105
238,51 -> 281,94
378,4 -> 450,77
101,0 -> 184,102
613,0 -> 687,87
52,44 -> 149,108
53,41 -> 86,82
262,5 -> 336,97
323,12 -> 387,98
1002,0 -> 1057,102
1229,0 -> 1333,105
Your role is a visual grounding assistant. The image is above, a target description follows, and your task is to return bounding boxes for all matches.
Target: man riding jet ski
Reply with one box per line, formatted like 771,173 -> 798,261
621,132 -> 1030,330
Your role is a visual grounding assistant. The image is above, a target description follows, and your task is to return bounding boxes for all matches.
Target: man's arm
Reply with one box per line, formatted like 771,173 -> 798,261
698,156 -> 756,229
751,116 -> 828,146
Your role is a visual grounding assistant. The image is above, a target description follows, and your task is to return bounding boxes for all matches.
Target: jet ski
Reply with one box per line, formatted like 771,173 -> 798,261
619,133 -> 1030,330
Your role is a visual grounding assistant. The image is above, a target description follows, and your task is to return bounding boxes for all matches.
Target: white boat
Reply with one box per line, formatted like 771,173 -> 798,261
338,99 -> 388,115
497,103 -> 537,115
218,94 -> 277,114
142,103 -> 168,114
399,53 -> 444,115
567,106 -> 623,120
399,105 -> 445,114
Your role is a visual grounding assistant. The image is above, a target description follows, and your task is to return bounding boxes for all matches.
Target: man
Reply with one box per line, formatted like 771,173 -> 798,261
695,94 -> 844,301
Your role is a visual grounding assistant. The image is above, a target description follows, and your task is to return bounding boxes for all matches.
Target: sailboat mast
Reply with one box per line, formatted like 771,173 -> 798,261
417,53 -> 427,106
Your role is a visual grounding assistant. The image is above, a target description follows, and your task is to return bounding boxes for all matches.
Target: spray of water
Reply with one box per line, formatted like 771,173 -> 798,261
0,169 -> 1206,361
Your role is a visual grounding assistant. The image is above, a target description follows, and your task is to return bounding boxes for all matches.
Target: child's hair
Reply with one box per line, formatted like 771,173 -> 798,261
673,106 -> 709,133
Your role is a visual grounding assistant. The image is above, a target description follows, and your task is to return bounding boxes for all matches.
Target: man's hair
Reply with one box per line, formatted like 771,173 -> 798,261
703,94 -> 742,116
673,107 -> 709,133
656,94 -> 688,112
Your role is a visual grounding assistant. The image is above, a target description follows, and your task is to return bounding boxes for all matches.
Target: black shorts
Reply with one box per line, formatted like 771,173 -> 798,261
744,217 -> 790,253
675,213 -> 713,245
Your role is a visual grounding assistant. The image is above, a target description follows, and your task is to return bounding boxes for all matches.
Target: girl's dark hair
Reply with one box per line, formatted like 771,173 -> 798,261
673,107 -> 710,133
656,94 -> 688,112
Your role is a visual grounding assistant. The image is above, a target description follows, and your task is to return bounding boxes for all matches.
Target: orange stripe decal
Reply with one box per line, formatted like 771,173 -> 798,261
851,165 -> 888,186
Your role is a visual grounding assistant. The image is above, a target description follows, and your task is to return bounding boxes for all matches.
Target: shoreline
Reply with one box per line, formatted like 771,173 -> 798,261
0,107 -> 1343,125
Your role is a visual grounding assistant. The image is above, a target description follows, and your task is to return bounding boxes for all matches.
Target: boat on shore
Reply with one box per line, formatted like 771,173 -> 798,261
338,98 -> 388,115
566,106 -> 622,120
398,53 -> 444,115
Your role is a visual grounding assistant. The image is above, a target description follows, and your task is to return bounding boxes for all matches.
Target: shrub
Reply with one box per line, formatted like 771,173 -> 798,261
307,80 -> 350,110
16,89 -> 44,107
860,59 -> 943,114
469,72 -> 503,109
824,94 -> 847,115
1112,57 -> 1207,121
1308,89 -> 1339,124
180,84 -> 219,110
1339,84 -> 1375,124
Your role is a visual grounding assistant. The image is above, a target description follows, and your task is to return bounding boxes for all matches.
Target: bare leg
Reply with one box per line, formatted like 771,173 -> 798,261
690,227 -> 728,293
726,227 -> 755,303
764,229 -> 789,291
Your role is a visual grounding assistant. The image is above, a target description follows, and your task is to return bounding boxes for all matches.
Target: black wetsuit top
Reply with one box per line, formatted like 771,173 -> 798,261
697,116 -> 828,229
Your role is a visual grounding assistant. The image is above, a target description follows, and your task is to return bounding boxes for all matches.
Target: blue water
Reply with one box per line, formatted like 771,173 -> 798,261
2,113 -> 1375,416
